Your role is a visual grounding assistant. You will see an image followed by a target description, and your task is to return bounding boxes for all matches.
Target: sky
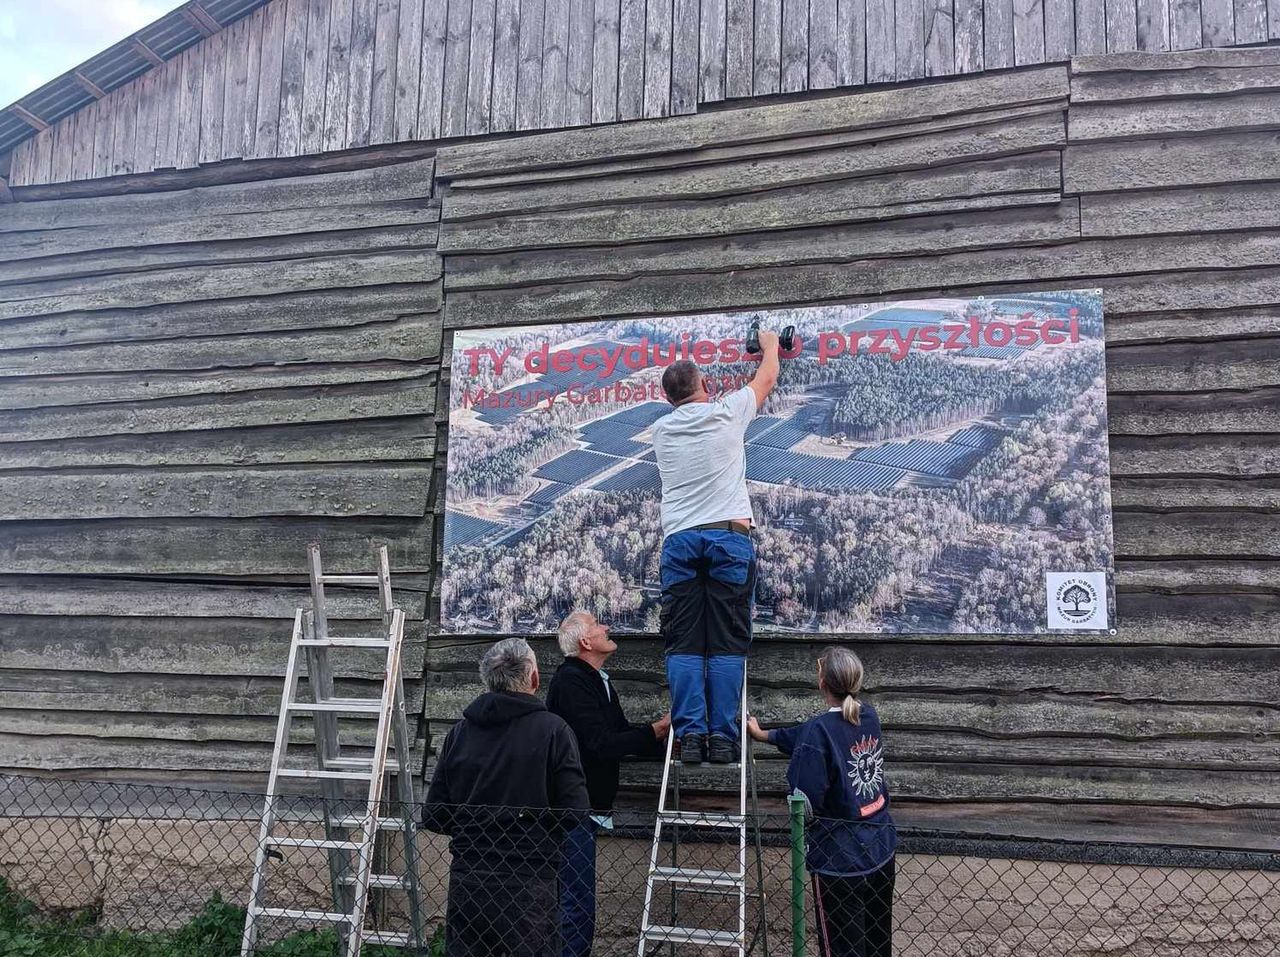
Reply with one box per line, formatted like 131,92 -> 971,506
0,0 -> 185,106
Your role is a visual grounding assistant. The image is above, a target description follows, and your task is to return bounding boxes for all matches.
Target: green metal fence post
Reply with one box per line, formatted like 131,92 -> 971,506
789,793 -> 806,957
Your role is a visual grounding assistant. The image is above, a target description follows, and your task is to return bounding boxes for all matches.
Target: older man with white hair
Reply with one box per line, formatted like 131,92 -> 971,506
424,637 -> 589,957
546,610 -> 670,957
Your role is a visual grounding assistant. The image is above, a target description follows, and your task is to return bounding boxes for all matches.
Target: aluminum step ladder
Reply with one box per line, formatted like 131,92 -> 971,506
240,544 -> 426,957
638,680 -> 770,956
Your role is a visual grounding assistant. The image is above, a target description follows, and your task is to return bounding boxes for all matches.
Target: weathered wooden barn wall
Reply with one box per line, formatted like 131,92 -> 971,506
426,46 -> 1280,815
0,154 -> 443,784
8,0 -> 1280,188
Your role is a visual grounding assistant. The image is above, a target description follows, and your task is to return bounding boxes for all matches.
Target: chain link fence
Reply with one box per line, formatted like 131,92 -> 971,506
2,773 -> 1278,956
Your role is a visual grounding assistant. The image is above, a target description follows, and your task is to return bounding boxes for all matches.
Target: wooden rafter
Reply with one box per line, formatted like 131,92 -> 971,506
182,2 -> 222,37
129,37 -> 167,69
72,71 -> 107,99
9,104 -> 48,132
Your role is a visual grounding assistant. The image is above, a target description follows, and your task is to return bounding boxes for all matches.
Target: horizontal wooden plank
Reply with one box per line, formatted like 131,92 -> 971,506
427,638 -> 1280,696
1070,46 -> 1280,73
0,360 -> 431,413
0,517 -> 434,575
440,154 -> 1064,253
1105,306 -> 1280,347
1110,387 -> 1280,434
0,615 -> 427,677
1080,183 -> 1280,238
0,669 -> 414,717
445,202 -> 1082,290
0,734 -> 275,772
0,576 -> 428,619
0,312 -> 443,377
0,223 -> 440,286
1108,336 -> 1280,393
1068,91 -> 1280,142
1114,476 -> 1280,509
0,416 -> 434,470
0,465 -> 433,520
0,252 -> 442,322
1116,511 -> 1280,558
1072,63 -> 1280,103
0,709 -> 388,747
1111,433 -> 1280,477
0,156 -> 438,234
1102,265 -> 1280,318
1064,131 -> 1280,194
1118,559 -> 1280,591
442,112 -> 1067,218
434,66 -> 1070,177
0,286 -> 441,353
0,378 -> 436,445
445,231 -> 1280,327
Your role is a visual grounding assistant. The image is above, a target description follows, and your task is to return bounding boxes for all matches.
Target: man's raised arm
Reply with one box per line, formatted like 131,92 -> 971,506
748,329 -> 781,409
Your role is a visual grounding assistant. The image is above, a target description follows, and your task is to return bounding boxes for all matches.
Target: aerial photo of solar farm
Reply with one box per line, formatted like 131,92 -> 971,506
441,291 -> 1114,635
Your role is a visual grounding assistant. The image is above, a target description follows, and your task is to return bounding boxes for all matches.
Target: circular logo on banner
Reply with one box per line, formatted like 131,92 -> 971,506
1053,577 -> 1101,625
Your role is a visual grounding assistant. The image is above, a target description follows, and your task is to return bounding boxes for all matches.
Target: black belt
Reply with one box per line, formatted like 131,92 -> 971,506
691,520 -> 751,536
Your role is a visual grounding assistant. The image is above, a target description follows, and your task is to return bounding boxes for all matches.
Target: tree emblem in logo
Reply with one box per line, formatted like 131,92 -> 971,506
847,736 -> 885,800
1059,583 -> 1094,619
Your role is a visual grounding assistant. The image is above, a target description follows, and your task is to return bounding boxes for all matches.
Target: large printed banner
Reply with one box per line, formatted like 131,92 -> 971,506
442,291 -> 1115,635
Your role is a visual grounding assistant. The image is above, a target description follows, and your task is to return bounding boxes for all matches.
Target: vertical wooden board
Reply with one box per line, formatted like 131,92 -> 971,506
394,0 -> 425,140
1075,0 -> 1107,49
48,116 -> 72,183
984,0 -> 1015,68
810,0 -> 839,89
897,0 -> 926,78
954,0 -> 984,68
617,0 -> 644,118
241,14 -> 263,157
221,19 -> 250,160
517,0 -> 547,127
866,0 -> 896,80
1012,0 -> 1045,63
135,71 -> 160,173
1044,0 -> 1076,57
1106,0 -> 1139,49
8,138 -> 29,188
781,0 -> 809,92
29,127 -> 54,186
700,0 -> 729,101
275,0 -> 307,156
726,0 -> 754,97
466,0 -> 497,134
642,0 -> 671,118
592,0 -> 621,122
1271,0 -> 1280,38
176,46 -> 204,168
1236,0 -> 1268,40
370,0 -> 401,143
492,0 -> 522,130
419,0 -> 448,138
1170,0 -> 1202,45
300,0 -> 331,155
567,0 -> 595,124
672,0 -> 701,113
835,0 -> 863,85
72,101 -> 95,181
114,84 -> 138,175
348,0 -> 379,146
93,92 -> 115,179
755,0 -> 782,93
441,0 -> 473,136
542,0 -> 571,125
254,0 -> 287,157
924,0 -> 955,75
152,62 -> 176,169
1200,0 -> 1234,44
198,27 -> 226,166
1136,0 -> 1171,47
323,0 -> 355,152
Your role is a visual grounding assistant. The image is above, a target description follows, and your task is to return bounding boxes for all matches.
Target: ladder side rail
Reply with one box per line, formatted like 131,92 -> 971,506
390,669 -> 427,953
374,545 -> 394,624
738,681 -> 748,957
343,608 -> 408,957
637,730 -> 677,957
240,610 -> 307,957
369,543 -> 398,933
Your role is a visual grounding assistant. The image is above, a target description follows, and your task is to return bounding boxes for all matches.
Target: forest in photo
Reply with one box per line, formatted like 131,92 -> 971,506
440,292 -> 1115,635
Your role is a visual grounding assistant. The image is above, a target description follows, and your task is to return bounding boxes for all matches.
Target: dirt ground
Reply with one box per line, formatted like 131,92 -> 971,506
2,816 -> 1277,955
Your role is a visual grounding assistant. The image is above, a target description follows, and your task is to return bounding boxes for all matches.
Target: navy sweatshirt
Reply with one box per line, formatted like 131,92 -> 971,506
768,705 -> 897,877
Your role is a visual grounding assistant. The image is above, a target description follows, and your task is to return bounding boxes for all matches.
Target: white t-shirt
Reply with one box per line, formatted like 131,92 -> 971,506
651,386 -> 758,538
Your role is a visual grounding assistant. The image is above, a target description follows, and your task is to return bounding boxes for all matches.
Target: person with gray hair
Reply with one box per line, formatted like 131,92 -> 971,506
546,611 -> 670,957
424,637 -> 589,957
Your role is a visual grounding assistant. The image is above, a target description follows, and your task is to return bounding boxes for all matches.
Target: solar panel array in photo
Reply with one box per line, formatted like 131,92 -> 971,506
748,420 -> 810,449
592,461 -> 663,493
607,401 -> 672,427
853,439 -> 985,478
579,417 -> 650,457
745,415 -> 783,440
473,341 -> 637,425
949,425 -> 1007,450
534,449 -> 621,484
745,446 -> 903,492
444,512 -> 509,549
524,482 -> 573,505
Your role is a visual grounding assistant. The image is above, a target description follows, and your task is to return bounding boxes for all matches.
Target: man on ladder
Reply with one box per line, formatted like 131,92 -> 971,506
651,327 -> 780,763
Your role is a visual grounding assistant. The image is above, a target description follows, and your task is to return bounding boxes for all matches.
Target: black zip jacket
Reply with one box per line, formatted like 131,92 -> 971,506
423,691 -> 589,876
545,656 -> 661,813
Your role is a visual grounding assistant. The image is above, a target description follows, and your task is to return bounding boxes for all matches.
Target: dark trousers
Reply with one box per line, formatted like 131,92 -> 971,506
557,818 -> 597,957
446,868 -> 560,957
812,859 -> 896,957
659,528 -> 756,740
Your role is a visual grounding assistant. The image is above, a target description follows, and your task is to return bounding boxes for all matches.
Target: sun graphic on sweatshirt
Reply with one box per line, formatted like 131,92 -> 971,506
846,736 -> 885,800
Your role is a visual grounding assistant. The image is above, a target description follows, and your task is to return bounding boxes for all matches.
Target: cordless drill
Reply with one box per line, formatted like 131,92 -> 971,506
745,317 -> 796,355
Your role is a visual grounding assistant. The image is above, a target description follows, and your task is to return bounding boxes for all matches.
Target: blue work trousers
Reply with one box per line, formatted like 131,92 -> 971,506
558,818 -> 596,957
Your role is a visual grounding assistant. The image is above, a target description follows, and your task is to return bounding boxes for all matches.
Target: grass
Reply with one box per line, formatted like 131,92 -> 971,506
0,879 -> 442,957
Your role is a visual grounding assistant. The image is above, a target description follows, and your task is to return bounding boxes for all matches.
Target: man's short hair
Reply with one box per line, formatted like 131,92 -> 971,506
662,360 -> 702,404
557,610 -> 593,657
479,637 -> 537,693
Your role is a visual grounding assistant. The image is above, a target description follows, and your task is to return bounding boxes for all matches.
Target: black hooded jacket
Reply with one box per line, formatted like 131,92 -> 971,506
423,691 -> 589,876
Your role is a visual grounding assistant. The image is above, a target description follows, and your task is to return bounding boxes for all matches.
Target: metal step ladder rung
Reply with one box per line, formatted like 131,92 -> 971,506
361,930 -> 411,946
333,815 -> 414,831
659,811 -> 745,828
275,768 -> 374,782
642,925 -> 743,947
319,575 -> 382,585
297,638 -> 392,649
253,907 -> 351,923
288,699 -> 383,714
339,873 -> 410,890
266,836 -> 361,851
652,866 -> 743,887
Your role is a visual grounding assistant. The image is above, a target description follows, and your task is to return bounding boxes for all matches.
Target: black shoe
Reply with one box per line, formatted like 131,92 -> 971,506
707,734 -> 738,764
679,734 -> 705,765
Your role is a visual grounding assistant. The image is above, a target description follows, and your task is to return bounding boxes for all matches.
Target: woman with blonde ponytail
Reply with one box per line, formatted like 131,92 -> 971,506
748,646 -> 897,957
